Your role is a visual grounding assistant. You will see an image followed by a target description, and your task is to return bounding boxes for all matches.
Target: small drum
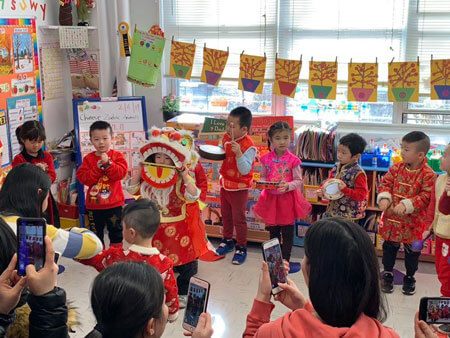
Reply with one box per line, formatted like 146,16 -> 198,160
254,181 -> 280,190
199,145 -> 225,161
322,178 -> 344,200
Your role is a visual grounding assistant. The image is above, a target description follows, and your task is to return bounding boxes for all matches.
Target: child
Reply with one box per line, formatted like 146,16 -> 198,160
254,121 -> 311,271
423,143 -> 450,334
76,121 -> 128,247
216,107 -> 257,265
86,262 -> 213,338
320,133 -> 368,220
12,120 -> 60,227
378,131 -> 436,295
77,199 -> 179,321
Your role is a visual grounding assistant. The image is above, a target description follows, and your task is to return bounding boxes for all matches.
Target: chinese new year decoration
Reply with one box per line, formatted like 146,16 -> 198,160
388,61 -> 419,102
430,59 -> 450,100
200,47 -> 228,86
169,40 -> 196,80
238,53 -> 266,94
308,61 -> 338,100
348,63 -> 378,102
273,57 -> 302,98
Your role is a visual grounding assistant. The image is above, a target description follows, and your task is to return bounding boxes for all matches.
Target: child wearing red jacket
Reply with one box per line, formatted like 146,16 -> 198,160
13,120 -> 59,227
76,121 -> 128,247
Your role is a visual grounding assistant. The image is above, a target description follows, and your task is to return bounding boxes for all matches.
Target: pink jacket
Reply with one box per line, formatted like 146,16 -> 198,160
244,299 -> 399,338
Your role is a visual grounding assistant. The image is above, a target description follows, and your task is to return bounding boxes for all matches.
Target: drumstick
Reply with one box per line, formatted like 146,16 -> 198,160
447,171 -> 450,197
230,122 -> 234,141
143,162 -> 176,169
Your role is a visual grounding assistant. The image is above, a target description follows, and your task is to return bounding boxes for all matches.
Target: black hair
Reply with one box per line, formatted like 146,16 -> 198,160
339,133 -> 367,157
0,163 -> 51,218
267,121 -> 292,149
0,218 -> 17,273
90,261 -> 165,338
402,131 -> 431,154
90,121 -> 113,137
15,120 -> 46,147
304,217 -> 387,327
230,106 -> 252,130
122,199 -> 160,238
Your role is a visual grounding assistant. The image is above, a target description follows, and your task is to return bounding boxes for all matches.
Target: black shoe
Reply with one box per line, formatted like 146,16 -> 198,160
381,272 -> 394,293
402,275 -> 416,295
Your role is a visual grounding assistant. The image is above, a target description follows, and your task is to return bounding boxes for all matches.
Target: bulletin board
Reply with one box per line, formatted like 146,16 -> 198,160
0,18 -> 42,167
73,96 -> 148,225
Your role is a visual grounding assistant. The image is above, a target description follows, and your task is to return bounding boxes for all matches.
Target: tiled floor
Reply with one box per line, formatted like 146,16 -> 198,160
59,241 -> 441,338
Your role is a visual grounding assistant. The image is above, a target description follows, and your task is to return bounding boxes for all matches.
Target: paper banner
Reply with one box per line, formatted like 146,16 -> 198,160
388,62 -> 419,102
347,63 -> 378,102
238,54 -> 266,94
40,44 -> 65,100
308,61 -> 338,100
127,30 -> 166,87
430,59 -> 450,100
200,47 -> 228,86
273,58 -> 302,98
169,40 -> 196,80
58,26 -> 88,49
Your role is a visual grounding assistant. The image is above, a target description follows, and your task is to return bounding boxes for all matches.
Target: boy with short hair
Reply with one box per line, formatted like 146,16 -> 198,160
378,131 -> 436,295
320,133 -> 369,220
77,199 -> 179,321
76,120 -> 128,247
216,107 -> 257,265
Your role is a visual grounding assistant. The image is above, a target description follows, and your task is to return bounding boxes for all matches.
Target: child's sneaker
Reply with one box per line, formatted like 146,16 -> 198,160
216,239 -> 235,256
232,246 -> 247,265
179,295 -> 187,309
402,275 -> 416,295
438,324 -> 450,335
381,272 -> 394,293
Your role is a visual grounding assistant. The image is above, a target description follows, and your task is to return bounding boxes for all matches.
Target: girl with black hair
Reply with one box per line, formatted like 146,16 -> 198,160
0,163 -> 102,260
12,120 -> 60,227
86,261 -> 213,338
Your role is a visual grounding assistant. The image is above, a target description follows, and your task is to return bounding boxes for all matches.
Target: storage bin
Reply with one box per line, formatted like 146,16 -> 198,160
376,153 -> 391,168
361,153 -> 376,167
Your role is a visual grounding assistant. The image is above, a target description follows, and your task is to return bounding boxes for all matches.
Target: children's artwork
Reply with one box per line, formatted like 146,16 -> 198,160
79,132 -> 95,152
127,29 -> 166,87
59,27 -> 89,49
273,57 -> 302,98
238,53 -> 266,94
169,40 -> 196,80
131,150 -> 142,168
388,62 -> 419,102
67,49 -> 100,98
0,110 -> 11,167
113,132 -> 130,150
200,47 -> 228,86
0,33 -> 13,75
12,34 -> 33,74
348,63 -> 378,102
40,44 -> 65,100
131,131 -> 146,148
430,59 -> 450,100
308,61 -> 338,100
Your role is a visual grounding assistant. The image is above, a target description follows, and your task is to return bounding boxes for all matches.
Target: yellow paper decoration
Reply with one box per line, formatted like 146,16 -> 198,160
430,59 -> 450,100
308,61 -> 338,100
273,58 -> 302,98
169,40 -> 196,80
238,54 -> 266,94
200,47 -> 229,86
388,62 -> 419,102
347,63 -> 378,102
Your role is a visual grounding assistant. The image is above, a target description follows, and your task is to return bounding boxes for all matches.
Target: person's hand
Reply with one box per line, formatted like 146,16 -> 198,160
394,203 -> 406,216
422,230 -> 431,241
230,141 -> 243,158
278,182 -> 289,193
445,178 -> 450,193
414,312 -> 438,338
317,189 -> 323,199
26,236 -> 58,296
274,278 -> 307,311
35,162 -> 48,172
0,254 -> 27,314
338,181 -> 347,191
378,199 -> 390,211
256,261 -> 272,303
184,313 -> 214,338
180,165 -> 190,181
100,152 -> 109,164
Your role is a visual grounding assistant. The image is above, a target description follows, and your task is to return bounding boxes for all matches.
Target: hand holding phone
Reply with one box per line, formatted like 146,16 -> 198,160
16,218 -> 46,276
262,238 -> 287,295
419,297 -> 450,325
182,277 -> 211,333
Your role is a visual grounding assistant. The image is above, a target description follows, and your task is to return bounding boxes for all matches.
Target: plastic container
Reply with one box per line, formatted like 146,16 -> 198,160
376,150 -> 392,168
361,153 -> 376,167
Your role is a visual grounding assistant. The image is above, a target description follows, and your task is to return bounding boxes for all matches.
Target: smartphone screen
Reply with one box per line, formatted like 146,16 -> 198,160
421,298 -> 450,324
17,218 -> 46,276
183,278 -> 210,332
262,239 -> 287,293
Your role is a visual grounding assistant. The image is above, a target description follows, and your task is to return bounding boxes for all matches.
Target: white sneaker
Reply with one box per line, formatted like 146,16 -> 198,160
179,295 -> 187,309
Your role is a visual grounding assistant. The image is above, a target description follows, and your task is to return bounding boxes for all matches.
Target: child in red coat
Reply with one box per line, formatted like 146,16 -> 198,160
13,120 -> 59,227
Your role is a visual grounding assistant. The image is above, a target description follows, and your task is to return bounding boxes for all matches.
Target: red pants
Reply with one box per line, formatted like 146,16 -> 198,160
436,236 -> 450,297
220,188 -> 249,247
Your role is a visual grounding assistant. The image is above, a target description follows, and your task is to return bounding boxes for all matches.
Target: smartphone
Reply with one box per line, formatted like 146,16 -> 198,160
419,297 -> 450,324
182,277 -> 211,333
16,217 -> 46,276
262,238 -> 287,295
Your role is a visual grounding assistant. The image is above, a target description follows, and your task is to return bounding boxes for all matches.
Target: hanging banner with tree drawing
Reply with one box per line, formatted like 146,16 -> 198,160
430,59 -> 450,100
273,57 -> 302,98
169,40 -> 196,80
347,63 -> 378,102
238,53 -> 266,94
388,61 -> 419,102
200,47 -> 228,86
308,61 -> 337,100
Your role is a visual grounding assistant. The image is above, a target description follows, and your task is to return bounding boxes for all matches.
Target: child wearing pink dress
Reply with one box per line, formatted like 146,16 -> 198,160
255,122 -> 311,269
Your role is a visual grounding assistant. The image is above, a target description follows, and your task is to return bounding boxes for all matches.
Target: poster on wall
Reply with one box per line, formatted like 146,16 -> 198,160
0,109 -> 11,167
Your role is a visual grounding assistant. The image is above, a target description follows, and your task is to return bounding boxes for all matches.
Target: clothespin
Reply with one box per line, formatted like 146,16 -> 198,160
264,52 -> 266,59
350,58 -> 352,65
390,57 -> 395,64
227,46 -> 229,53
204,42 -> 206,50
300,54 -> 302,62
375,57 -> 378,64
311,56 -> 313,62
171,35 -> 174,43
335,56 -> 338,64
431,54 -> 433,61
275,52 -> 278,60
241,50 -> 245,55
417,56 -> 419,63
193,39 -> 196,45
